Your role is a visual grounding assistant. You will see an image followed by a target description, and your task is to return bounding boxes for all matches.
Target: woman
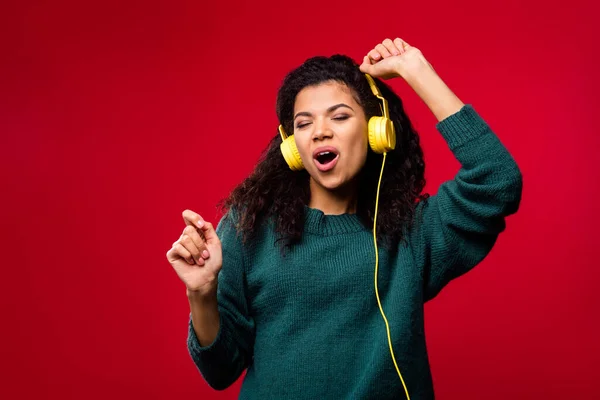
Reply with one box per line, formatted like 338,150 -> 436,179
166,37 -> 522,399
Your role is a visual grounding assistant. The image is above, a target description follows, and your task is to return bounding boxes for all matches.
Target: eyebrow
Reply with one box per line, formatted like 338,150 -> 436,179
293,103 -> 355,121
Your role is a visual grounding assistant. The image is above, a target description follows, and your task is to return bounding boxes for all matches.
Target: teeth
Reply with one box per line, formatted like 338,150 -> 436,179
319,152 -> 331,156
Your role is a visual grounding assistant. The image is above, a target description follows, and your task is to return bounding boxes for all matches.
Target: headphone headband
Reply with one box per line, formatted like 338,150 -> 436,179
364,74 -> 391,120
278,125 -> 289,141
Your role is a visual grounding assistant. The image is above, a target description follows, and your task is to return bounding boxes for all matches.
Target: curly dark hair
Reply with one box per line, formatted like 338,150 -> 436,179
218,54 -> 429,253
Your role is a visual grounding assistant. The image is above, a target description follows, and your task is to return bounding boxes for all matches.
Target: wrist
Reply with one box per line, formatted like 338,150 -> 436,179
401,62 -> 438,88
186,285 -> 217,303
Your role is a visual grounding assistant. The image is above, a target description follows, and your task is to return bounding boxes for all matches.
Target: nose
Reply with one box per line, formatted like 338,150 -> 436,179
312,119 -> 333,141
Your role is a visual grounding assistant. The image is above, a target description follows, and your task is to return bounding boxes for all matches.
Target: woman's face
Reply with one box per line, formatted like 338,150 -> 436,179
293,81 -> 369,192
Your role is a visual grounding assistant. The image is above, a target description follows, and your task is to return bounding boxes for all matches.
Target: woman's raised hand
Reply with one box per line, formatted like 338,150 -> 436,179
359,37 -> 433,81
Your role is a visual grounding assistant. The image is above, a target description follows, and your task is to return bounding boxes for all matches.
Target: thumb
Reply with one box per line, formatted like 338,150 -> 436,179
197,219 -> 219,245
359,56 -> 375,74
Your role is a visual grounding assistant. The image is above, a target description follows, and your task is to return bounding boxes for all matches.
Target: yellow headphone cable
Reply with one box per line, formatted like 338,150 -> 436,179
373,152 -> 410,400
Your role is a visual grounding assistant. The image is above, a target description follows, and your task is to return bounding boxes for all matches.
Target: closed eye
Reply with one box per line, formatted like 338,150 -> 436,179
297,115 -> 350,129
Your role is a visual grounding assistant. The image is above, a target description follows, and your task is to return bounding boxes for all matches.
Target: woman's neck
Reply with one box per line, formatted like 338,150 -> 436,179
308,178 -> 357,215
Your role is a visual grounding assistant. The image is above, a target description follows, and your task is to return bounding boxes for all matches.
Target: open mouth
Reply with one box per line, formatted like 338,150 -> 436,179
316,151 -> 337,165
313,148 -> 340,172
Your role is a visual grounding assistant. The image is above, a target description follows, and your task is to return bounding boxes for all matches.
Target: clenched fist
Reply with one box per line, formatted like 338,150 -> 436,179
359,37 -> 433,81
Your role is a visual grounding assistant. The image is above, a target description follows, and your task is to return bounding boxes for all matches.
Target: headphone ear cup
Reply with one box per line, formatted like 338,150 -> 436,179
368,116 -> 396,154
280,135 -> 304,171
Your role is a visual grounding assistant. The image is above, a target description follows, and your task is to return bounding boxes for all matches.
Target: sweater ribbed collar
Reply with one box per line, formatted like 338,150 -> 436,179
303,205 -> 366,235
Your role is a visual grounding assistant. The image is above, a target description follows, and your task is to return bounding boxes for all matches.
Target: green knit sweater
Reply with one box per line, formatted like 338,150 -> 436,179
187,105 -> 522,399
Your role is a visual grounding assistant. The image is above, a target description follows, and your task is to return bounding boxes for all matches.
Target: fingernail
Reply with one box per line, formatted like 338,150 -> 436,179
197,220 -> 204,228
197,258 -> 205,265
202,250 -> 209,258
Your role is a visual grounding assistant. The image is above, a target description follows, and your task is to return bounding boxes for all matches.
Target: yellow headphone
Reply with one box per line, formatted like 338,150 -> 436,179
278,73 -> 396,171
277,74 -> 412,400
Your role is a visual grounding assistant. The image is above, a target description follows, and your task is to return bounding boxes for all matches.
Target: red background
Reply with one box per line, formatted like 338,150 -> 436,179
1,0 -> 599,398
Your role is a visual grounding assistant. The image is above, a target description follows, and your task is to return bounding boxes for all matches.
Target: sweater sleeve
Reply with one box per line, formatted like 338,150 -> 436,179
411,104 -> 523,302
186,211 -> 255,390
